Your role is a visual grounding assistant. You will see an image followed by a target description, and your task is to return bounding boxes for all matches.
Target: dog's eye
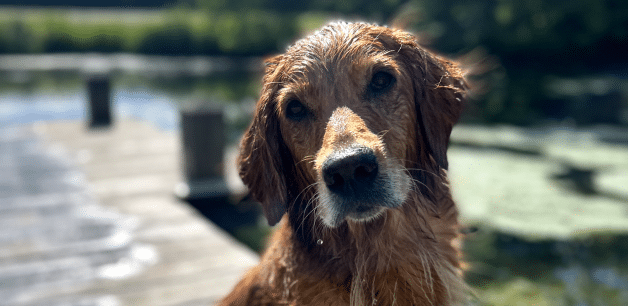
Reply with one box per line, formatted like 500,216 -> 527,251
285,99 -> 309,121
369,71 -> 395,93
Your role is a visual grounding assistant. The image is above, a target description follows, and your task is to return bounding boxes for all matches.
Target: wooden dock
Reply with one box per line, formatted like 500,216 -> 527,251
1,119 -> 258,306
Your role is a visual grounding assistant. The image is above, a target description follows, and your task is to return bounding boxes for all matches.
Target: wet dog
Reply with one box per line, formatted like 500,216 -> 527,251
220,22 -> 469,306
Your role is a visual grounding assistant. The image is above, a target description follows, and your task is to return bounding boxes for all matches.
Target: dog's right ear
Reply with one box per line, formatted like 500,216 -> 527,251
238,55 -> 288,226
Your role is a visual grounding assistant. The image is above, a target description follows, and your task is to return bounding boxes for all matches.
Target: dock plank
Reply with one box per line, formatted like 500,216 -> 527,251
22,119 -> 257,306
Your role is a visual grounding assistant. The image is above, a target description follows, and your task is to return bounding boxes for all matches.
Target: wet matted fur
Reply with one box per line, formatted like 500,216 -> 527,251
219,22 -> 469,306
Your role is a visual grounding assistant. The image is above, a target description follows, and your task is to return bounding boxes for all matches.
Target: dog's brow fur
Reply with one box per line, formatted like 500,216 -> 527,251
221,21 -> 469,306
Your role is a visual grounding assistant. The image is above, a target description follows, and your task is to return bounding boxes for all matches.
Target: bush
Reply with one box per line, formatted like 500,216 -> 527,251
0,8 -> 316,56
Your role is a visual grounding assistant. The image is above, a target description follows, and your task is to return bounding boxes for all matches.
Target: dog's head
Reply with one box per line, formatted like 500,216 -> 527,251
239,22 -> 466,227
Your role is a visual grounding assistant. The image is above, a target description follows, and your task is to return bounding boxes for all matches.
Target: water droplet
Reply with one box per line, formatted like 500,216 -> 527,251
317,239 -> 323,245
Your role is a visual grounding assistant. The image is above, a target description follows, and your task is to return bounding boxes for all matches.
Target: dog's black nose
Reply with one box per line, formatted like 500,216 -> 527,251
322,147 -> 379,197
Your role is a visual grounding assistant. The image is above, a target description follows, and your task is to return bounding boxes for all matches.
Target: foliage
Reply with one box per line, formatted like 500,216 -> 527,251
193,0 -> 403,22
0,8 -> 310,56
0,0 -> 407,55
405,0 -> 628,125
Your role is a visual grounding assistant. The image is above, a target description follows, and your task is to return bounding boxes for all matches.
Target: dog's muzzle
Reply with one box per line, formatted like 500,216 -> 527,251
315,107 -> 409,227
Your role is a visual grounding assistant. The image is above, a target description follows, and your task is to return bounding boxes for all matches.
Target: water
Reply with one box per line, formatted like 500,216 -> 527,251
0,67 -> 260,141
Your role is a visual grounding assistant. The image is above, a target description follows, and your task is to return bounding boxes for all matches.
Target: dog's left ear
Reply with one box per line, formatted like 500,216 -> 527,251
237,55 -> 289,226
395,34 -> 466,170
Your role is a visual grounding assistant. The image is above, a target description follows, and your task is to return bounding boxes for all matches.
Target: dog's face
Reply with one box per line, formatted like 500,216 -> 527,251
239,22 -> 465,228
275,30 -> 418,227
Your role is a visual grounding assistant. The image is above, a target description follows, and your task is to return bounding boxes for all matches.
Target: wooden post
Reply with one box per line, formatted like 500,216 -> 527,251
176,108 -> 229,200
87,75 -> 112,128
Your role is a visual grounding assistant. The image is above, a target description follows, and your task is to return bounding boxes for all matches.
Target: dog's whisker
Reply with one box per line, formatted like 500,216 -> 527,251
393,157 -> 442,177
297,183 -> 332,244
408,177 -> 434,195
404,167 -> 441,178
299,194 -> 319,234
294,182 -> 321,234
376,129 -> 390,139
296,155 -> 316,166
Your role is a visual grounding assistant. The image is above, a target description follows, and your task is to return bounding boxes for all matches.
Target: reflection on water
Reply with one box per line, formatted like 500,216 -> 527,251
0,89 -> 180,130
0,69 -> 260,140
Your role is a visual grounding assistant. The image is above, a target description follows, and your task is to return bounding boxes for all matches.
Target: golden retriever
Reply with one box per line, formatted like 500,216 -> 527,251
220,22 -> 469,306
